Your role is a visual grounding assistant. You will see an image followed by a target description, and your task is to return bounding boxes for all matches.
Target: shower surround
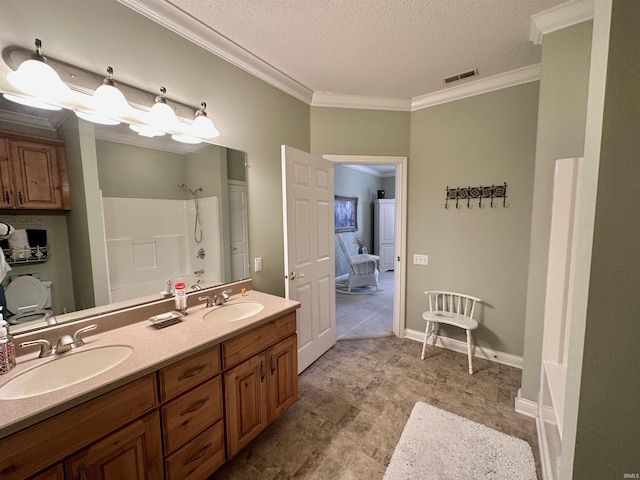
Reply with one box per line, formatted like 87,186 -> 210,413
102,196 -> 221,302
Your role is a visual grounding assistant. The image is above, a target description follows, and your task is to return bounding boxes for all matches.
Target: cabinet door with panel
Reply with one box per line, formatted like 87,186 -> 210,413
65,412 -> 163,480
0,138 -> 13,208
267,334 -> 299,423
224,352 -> 268,459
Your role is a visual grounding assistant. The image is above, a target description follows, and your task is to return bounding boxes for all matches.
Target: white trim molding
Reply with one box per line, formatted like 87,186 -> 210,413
411,65 -> 541,111
117,0 -> 313,104
529,0 -> 595,45
515,388 -> 539,418
404,328 -> 523,369
312,92 -> 411,111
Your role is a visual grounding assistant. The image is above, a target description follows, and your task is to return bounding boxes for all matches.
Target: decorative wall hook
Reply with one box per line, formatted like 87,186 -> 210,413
445,182 -> 508,209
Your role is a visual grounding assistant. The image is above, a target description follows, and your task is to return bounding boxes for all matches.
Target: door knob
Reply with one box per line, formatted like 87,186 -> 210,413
287,272 -> 305,280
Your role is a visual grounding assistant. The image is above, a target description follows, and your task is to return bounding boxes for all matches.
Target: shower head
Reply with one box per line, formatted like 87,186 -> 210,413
177,182 -> 202,197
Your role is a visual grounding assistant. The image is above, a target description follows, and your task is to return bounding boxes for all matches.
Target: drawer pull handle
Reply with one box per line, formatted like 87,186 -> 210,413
180,396 -> 210,416
183,442 -> 212,465
260,361 -> 265,381
3,191 -> 9,203
178,363 -> 207,380
78,464 -> 89,480
271,356 -> 275,374
18,192 -> 23,204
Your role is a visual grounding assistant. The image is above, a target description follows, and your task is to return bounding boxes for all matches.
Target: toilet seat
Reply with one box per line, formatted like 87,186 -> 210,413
5,276 -> 52,325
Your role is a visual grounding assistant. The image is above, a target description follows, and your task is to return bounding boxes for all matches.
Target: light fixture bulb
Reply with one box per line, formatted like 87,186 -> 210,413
75,66 -> 132,125
6,39 -> 71,105
190,102 -> 220,139
149,87 -> 178,132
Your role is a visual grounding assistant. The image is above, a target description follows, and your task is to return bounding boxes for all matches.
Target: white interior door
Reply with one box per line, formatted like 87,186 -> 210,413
228,182 -> 249,281
282,145 -> 336,373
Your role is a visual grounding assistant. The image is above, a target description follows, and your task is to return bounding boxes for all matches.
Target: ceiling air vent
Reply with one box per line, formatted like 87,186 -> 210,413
443,68 -> 479,84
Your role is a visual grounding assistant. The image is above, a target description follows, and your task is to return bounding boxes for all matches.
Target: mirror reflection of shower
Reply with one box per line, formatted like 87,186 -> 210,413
178,182 -> 203,243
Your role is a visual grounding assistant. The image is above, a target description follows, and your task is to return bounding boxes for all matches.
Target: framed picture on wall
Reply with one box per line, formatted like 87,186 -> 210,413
334,195 -> 358,232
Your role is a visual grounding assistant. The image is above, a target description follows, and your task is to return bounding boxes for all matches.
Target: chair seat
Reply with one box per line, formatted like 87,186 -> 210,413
422,310 -> 478,330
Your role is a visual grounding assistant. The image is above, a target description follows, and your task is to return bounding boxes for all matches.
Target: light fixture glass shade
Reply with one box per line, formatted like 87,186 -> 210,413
75,66 -> 132,125
7,59 -> 72,105
191,114 -> 220,139
149,99 -> 178,132
171,133 -> 202,144
188,102 -> 220,139
3,93 -> 62,111
129,123 -> 166,137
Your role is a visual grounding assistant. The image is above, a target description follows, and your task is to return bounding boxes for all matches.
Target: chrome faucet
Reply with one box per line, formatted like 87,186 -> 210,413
199,289 -> 232,307
21,324 -> 98,357
55,324 -> 97,354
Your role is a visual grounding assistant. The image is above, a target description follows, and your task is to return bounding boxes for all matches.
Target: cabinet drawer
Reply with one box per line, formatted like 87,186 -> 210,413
0,375 -> 157,480
165,421 -> 225,480
222,312 -> 296,368
161,376 -> 223,454
159,345 -> 220,401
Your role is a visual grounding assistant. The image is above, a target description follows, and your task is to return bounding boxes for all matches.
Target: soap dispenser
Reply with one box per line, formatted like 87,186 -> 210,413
0,309 -> 16,375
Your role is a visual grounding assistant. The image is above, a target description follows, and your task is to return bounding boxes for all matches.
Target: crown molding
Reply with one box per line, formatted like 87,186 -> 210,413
312,92 -> 411,111
529,0 -> 595,45
410,64 -> 540,111
117,0 -> 313,104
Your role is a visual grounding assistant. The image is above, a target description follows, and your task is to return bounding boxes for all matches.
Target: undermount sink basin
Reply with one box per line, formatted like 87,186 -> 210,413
203,302 -> 264,323
0,345 -> 133,400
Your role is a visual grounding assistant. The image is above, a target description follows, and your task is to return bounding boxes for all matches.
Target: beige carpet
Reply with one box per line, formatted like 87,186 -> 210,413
384,402 -> 537,480
336,270 -> 394,339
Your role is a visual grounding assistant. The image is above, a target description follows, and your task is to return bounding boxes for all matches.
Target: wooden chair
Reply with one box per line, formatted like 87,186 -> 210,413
420,291 -> 482,374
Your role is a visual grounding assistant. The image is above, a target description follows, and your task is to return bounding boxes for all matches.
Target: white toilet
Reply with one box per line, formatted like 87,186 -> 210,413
5,276 -> 54,325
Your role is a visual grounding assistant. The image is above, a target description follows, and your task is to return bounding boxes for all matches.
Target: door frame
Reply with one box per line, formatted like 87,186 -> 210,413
324,155 -> 407,338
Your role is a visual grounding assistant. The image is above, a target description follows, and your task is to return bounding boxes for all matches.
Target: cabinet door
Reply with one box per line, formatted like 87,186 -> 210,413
65,412 -> 163,480
267,334 -> 299,423
224,352 -> 268,459
9,139 -> 64,209
0,139 -> 13,208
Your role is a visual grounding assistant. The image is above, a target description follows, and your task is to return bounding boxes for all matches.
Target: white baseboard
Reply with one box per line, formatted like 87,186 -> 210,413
405,328 -> 524,369
515,388 -> 538,418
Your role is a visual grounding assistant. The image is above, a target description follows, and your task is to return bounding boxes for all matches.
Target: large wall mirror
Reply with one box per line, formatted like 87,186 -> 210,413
0,95 -> 249,334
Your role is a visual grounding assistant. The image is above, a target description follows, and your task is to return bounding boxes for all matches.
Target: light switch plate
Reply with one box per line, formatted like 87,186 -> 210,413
254,257 -> 263,272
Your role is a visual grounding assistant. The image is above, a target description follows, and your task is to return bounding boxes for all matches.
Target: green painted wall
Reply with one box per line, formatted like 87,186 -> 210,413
408,83 -> 539,355
311,107 -> 410,156
572,1 -> 640,476
520,21 -> 593,401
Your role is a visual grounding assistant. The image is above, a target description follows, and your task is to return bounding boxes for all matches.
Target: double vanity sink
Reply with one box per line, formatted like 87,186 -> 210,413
0,301 -> 266,400
0,292 -> 286,434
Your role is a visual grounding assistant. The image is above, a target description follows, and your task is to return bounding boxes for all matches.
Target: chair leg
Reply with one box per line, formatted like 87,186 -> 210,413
466,329 -> 473,375
421,321 -> 430,360
432,323 -> 439,347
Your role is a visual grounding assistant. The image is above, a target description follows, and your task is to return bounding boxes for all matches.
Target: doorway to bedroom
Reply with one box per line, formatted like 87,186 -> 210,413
332,161 -> 398,340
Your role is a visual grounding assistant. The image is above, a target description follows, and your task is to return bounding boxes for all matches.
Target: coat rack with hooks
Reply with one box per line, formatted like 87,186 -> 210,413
445,182 -> 508,209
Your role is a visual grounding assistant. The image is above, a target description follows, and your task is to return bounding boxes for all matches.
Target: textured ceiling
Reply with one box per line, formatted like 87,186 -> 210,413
166,0 -> 564,99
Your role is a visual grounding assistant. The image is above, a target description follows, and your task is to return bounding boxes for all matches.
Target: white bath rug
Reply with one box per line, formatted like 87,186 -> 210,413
384,402 -> 537,480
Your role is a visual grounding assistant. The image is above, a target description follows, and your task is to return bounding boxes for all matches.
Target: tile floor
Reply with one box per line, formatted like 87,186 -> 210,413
211,336 -> 540,479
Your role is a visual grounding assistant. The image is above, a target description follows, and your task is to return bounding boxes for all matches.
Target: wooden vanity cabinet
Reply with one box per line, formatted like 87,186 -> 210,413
0,130 -> 71,211
64,412 -> 162,480
158,345 -> 225,480
223,312 -> 298,459
27,465 -> 64,480
0,375 -> 159,480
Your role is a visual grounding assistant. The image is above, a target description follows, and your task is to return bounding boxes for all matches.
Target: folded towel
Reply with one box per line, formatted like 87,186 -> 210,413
0,229 -> 47,261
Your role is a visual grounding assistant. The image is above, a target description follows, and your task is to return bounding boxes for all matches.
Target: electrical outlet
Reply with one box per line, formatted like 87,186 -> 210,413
413,254 -> 429,266
254,257 -> 263,272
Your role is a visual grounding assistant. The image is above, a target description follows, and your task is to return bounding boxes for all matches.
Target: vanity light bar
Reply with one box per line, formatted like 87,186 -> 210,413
2,42 -> 220,141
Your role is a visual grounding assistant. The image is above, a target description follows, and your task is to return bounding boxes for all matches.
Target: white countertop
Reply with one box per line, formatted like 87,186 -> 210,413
0,290 -> 299,439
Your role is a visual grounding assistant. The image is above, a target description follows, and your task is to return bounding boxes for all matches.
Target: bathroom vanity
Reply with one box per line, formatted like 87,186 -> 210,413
0,285 -> 299,480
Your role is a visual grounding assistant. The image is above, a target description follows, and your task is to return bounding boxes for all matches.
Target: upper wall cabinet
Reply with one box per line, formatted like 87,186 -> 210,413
0,130 -> 71,211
